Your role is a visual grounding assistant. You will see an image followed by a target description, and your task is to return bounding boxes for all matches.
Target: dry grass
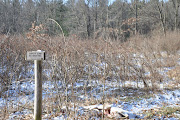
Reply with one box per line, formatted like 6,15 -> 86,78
128,31 -> 180,54
144,106 -> 180,119
167,65 -> 180,83
0,29 -> 180,119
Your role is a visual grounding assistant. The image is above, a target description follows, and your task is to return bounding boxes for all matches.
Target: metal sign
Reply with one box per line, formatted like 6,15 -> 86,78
26,50 -> 45,61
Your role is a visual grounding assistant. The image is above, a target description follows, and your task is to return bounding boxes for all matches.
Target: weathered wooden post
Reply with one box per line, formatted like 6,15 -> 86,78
26,50 -> 45,120
34,59 -> 42,120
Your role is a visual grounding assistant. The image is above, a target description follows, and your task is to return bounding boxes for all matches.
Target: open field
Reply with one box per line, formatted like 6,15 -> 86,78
0,31 -> 180,119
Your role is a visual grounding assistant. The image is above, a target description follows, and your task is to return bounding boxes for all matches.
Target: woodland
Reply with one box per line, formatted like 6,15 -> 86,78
0,0 -> 180,119
0,0 -> 179,38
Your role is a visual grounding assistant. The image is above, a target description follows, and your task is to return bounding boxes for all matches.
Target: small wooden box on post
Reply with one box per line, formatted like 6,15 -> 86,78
26,50 -> 45,120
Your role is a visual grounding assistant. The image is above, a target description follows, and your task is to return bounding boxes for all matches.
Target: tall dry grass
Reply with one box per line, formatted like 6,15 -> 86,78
0,29 -> 180,119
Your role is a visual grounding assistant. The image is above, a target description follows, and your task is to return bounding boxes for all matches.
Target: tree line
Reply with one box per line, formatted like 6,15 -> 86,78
0,0 -> 179,40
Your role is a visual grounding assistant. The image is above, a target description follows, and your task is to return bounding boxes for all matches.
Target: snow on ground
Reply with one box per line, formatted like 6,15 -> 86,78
0,51 -> 179,119
0,77 -> 179,119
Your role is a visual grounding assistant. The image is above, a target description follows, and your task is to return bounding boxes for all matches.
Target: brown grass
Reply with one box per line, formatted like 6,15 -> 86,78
0,29 -> 180,119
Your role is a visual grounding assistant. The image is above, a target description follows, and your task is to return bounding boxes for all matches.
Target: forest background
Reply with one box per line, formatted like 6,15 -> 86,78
0,0 -> 179,39
1,0 -> 180,119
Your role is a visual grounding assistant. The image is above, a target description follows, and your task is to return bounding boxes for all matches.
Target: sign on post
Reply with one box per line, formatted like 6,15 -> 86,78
26,50 -> 45,120
26,51 -> 45,61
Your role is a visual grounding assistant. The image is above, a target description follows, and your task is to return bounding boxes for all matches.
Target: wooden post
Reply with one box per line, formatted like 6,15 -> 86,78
26,50 -> 45,120
34,60 -> 42,120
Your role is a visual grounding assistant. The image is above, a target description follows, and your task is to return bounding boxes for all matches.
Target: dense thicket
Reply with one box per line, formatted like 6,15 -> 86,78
0,0 -> 179,39
1,1 -> 180,111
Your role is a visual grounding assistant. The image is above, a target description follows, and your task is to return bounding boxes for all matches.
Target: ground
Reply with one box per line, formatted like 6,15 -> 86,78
0,50 -> 180,120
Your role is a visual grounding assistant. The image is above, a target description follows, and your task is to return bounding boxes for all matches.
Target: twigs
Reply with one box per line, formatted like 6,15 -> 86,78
1,31 -> 180,119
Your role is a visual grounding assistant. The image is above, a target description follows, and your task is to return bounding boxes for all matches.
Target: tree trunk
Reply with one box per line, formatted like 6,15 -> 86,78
135,0 -> 138,35
157,1 -> 166,36
175,1 -> 179,31
86,3 -> 91,38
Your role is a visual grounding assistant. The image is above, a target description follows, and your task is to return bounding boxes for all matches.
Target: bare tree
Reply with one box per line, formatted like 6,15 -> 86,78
156,0 -> 166,35
171,0 -> 180,31
85,0 -> 92,38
